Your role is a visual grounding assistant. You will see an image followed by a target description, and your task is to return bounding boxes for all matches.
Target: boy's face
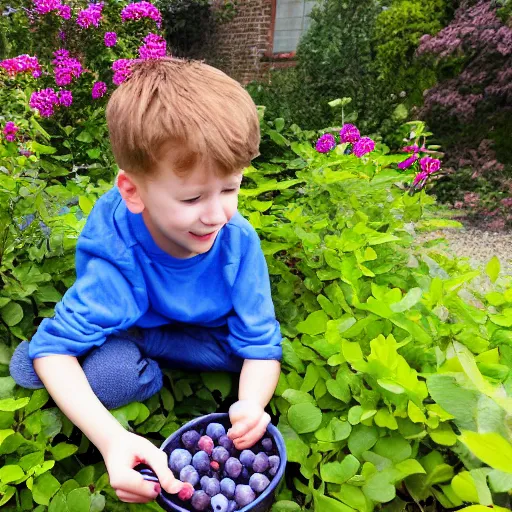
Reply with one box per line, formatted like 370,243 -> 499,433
119,156 -> 243,259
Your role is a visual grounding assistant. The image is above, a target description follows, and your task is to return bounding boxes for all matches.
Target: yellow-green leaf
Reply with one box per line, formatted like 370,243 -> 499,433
459,431 -> 512,473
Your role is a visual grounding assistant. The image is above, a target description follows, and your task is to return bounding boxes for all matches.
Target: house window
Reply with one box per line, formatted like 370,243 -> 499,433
272,0 -> 316,54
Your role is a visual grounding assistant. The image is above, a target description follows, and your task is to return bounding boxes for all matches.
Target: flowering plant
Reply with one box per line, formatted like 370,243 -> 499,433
315,123 -> 376,158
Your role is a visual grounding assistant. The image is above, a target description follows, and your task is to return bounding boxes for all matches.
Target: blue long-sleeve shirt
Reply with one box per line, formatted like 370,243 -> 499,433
28,187 -> 282,361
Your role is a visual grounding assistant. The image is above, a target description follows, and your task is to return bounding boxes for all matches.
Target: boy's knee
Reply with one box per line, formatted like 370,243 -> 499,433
9,341 -> 44,389
82,335 -> 163,409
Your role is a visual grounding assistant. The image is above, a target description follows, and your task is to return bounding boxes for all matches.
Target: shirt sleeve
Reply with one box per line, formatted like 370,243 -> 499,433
28,238 -> 147,359
227,227 -> 282,361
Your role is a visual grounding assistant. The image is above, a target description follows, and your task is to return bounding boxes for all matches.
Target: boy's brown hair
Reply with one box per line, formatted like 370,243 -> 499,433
106,57 -> 260,177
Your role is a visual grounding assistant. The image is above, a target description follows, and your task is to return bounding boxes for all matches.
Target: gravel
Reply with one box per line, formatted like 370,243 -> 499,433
417,226 -> 512,276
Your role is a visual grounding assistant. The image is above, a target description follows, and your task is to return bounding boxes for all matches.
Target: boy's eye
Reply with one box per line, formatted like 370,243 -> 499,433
223,188 -> 237,193
182,196 -> 200,204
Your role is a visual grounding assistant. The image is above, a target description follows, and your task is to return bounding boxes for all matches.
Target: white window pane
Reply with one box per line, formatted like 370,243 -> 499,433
273,30 -> 301,53
274,16 -> 304,31
276,0 -> 304,20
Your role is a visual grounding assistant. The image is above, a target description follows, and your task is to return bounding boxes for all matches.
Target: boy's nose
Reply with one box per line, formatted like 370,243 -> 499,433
201,200 -> 227,226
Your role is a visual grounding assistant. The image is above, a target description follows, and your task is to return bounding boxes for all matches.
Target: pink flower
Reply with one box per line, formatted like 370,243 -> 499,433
413,170 -> 429,188
30,88 -> 60,117
402,144 -> 419,153
52,49 -> 83,86
76,2 -> 104,28
353,137 -> 375,157
138,33 -> 167,59
58,89 -> 73,107
112,59 -> 134,85
315,133 -> 336,153
0,54 -> 41,78
58,4 -> 71,19
420,156 -> 441,174
3,121 -> 19,142
92,81 -> 107,98
397,153 -> 419,170
33,0 -> 61,15
121,1 -> 162,27
104,31 -> 117,47
339,124 -> 360,144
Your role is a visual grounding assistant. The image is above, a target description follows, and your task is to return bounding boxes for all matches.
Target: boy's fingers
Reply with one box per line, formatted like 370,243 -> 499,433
145,449 -> 183,494
227,420 -> 252,440
110,468 -> 159,500
116,488 -> 158,503
233,413 -> 270,450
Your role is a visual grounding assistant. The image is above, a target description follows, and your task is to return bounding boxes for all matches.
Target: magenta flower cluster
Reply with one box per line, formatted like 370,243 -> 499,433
397,144 -> 442,190
315,134 -> 336,153
138,33 -> 167,59
104,31 -> 117,47
29,88 -> 72,117
33,0 -> 70,18
52,49 -> 83,86
3,122 -> 19,142
0,54 -> 41,78
76,2 -> 104,28
121,1 -> 162,27
92,81 -> 107,98
315,124 -> 375,158
112,59 -> 134,85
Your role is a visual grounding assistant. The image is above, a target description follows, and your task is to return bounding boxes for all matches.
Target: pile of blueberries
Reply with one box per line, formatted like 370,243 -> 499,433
166,422 -> 280,511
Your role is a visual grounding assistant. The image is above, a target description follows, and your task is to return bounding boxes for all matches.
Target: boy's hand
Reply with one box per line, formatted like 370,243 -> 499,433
102,430 -> 183,503
227,399 -> 271,450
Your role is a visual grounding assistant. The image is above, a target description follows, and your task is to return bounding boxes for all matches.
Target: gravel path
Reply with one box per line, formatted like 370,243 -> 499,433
417,227 -> 512,275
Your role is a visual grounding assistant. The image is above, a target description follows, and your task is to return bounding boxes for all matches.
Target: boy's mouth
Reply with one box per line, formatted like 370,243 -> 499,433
189,230 -> 216,241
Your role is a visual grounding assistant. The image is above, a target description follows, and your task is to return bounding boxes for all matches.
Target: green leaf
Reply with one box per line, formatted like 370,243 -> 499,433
389,288 -> 422,313
315,418 -> 352,442
282,389 -> 315,405
27,141 -> 57,154
0,464 -> 24,483
348,425 -> 379,458
362,471 -> 396,503
0,486 -> 16,507
271,501 -> 301,512
277,419 -> 310,463
313,491 -> 354,512
66,488 -> 90,512
0,397 -> 30,412
32,472 -> 61,505
320,455 -> 360,484
486,256 -> 500,283
1,302 -> 23,326
76,131 -> 93,143
288,403 -> 322,433
78,196 -> 94,215
459,431 -> 512,473
201,372 -> 232,399
50,443 -> 78,461
296,310 -> 328,335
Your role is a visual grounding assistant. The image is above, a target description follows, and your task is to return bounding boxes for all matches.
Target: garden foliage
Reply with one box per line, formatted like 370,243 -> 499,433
1,1 -> 512,511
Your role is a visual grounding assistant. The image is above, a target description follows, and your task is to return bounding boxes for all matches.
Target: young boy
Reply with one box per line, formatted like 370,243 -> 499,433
9,57 -> 282,504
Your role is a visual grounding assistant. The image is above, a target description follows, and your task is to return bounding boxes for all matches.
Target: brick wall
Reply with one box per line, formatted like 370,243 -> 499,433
209,0 -> 277,85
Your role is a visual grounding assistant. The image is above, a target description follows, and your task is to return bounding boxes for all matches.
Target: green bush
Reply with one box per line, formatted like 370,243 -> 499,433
1,108 -> 512,510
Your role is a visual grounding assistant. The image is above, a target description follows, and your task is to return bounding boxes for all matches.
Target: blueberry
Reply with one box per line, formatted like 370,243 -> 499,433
212,446 -> 230,465
169,448 -> 192,473
203,476 -> 221,497
200,475 -> 210,489
235,484 -> 256,507
192,450 -> 211,473
218,435 -> 234,452
206,422 -> 226,441
191,490 -> 211,511
198,435 -> 214,455
228,500 -> 238,512
180,464 -> 199,486
261,438 -> 273,452
225,457 -> 242,479
268,455 -> 280,476
241,467 -> 250,481
249,473 -> 270,493
182,430 -> 201,451
252,452 -> 269,473
220,478 -> 236,499
239,450 -> 256,468
211,493 -> 229,512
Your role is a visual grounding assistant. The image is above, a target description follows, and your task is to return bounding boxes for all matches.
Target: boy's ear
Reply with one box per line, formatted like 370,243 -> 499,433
117,170 -> 145,214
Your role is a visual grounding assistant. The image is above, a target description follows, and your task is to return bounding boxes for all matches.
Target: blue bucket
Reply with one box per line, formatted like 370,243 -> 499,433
138,412 -> 287,512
